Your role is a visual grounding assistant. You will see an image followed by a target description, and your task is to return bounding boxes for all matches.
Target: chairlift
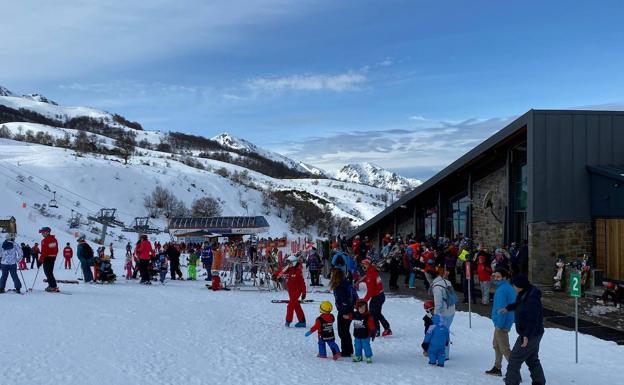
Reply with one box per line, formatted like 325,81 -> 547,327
69,209 -> 80,228
48,191 -> 59,209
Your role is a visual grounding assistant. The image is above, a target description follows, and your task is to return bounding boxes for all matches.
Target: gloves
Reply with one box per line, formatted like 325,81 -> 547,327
304,331 -> 312,337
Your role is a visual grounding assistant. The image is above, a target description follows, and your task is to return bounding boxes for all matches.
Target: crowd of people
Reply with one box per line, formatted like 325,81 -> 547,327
0,226 -> 547,385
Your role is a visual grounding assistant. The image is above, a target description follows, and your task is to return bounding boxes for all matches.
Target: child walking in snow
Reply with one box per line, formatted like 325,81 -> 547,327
157,252 -> 168,284
344,299 -> 376,363
305,301 -> 341,360
422,314 -> 450,367
125,252 -> 133,280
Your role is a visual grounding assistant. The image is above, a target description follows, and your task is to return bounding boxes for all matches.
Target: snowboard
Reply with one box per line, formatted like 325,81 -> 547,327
271,299 -> 315,304
44,279 -> 80,284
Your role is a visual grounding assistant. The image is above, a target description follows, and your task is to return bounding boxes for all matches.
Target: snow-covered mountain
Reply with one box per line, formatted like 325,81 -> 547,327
335,162 -> 422,192
212,133 -> 326,177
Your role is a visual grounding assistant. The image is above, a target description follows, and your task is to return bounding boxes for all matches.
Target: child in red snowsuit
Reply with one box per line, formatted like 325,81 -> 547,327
477,255 -> 493,305
282,255 -> 306,327
305,301 -> 341,360
63,243 -> 73,269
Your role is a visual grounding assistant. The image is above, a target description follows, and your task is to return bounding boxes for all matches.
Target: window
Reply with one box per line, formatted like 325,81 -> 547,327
424,208 -> 437,237
452,195 -> 470,238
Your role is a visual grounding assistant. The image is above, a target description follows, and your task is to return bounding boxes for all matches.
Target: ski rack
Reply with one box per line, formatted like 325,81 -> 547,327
122,217 -> 161,234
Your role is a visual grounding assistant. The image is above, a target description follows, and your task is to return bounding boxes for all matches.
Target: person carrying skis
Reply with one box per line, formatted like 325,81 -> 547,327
305,301 -> 341,360
63,242 -> 73,269
0,235 -> 23,293
282,255 -> 306,327
76,234 -> 94,282
360,259 -> 392,337
38,227 -> 59,292
135,234 -> 155,285
344,299 -> 376,363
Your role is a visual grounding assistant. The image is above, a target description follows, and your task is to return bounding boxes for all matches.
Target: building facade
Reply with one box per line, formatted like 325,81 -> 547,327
349,110 -> 624,284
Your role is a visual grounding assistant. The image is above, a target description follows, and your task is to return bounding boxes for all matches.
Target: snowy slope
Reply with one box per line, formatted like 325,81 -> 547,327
335,162 -> 422,192
1,259 -> 621,385
213,133 -> 326,177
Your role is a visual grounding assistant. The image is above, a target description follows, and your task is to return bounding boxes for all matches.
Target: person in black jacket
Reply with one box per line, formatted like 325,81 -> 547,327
499,274 -> 546,385
166,243 -> 183,280
330,268 -> 356,358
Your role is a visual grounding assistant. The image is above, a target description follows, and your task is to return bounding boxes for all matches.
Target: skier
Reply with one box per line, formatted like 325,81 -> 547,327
0,235 -> 23,293
37,227 -> 59,292
282,255 -> 306,327
135,234 -> 155,285
360,259 -> 392,337
422,314 -> 450,367
187,248 -> 198,280
109,242 -> 115,259
200,242 -> 214,281
76,234 -> 94,282
63,242 -> 73,269
305,301 -> 341,360
344,299 -> 376,363
486,268 -> 516,377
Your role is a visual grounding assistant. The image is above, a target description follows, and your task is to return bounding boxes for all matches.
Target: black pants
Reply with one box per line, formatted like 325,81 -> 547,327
31,255 -> 41,269
310,270 -> 320,286
388,262 -> 400,289
170,258 -> 183,279
504,334 -> 546,385
43,258 -> 57,288
369,292 -> 390,332
337,313 -> 353,357
139,259 -> 150,283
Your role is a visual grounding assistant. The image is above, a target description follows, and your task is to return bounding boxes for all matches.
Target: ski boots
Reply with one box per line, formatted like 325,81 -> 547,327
0,289 -> 5,294
294,321 -> 306,328
284,321 -> 291,328
45,287 -> 59,293
332,353 -> 341,361
382,329 -> 393,337
15,288 -> 21,294
365,357 -> 372,364
485,367 -> 502,376
352,356 -> 363,362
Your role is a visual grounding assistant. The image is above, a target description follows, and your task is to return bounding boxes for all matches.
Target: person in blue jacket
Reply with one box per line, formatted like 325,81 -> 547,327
499,274 -> 546,385
486,268 -> 516,377
200,242 -> 214,281
330,268 -> 358,357
421,314 -> 450,367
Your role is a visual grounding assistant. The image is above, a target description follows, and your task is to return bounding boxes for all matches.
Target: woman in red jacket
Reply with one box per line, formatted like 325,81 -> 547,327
282,255 -> 306,327
360,259 -> 392,336
135,234 -> 155,285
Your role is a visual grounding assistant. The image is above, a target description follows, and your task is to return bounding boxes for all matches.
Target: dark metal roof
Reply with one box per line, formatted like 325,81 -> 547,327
587,165 -> 624,183
168,216 -> 269,230
348,110 -> 533,238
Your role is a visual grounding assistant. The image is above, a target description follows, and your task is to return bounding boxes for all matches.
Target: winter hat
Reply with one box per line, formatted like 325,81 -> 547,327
423,300 -> 434,311
511,274 -> 530,289
319,301 -> 333,314
39,227 -> 51,234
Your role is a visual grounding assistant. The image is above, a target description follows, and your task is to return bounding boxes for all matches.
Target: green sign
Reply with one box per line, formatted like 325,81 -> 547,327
569,272 -> 581,298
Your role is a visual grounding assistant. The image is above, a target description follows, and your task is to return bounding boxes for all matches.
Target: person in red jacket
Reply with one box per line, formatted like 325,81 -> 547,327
359,259 -> 392,336
63,243 -> 73,269
135,234 -> 155,284
352,236 -> 361,260
39,227 -> 59,292
477,254 -> 493,305
282,255 -> 306,327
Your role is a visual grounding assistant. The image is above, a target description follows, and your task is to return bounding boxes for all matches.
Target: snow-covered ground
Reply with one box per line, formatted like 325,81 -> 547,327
0,254 -> 621,385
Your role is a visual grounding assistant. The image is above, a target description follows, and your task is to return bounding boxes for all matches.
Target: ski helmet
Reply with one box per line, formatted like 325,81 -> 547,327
319,301 -> 333,314
423,300 -> 434,311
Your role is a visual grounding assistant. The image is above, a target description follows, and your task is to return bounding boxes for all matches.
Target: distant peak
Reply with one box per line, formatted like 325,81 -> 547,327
0,85 -> 14,97
22,93 -> 59,105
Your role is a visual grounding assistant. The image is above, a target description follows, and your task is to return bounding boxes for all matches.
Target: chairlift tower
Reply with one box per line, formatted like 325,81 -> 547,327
87,208 -> 124,244
122,217 -> 160,235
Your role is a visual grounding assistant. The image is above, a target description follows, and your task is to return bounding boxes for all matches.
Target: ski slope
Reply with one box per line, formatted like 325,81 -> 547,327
0,255 -> 620,385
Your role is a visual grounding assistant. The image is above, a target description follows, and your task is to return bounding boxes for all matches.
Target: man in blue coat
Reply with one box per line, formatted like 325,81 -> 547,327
500,274 -> 546,385
486,268 -> 516,377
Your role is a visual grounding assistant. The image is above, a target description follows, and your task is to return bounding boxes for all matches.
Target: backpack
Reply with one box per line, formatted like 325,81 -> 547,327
434,280 -> 458,307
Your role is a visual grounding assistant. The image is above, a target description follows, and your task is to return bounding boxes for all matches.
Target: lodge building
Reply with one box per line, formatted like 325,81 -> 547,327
349,110 -> 624,284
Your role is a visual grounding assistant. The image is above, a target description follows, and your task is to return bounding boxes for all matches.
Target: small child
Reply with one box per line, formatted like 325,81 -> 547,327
345,299 -> 376,363
477,255 -> 493,305
187,249 -> 198,280
157,252 -> 168,284
422,315 -> 450,367
422,300 -> 434,356
125,253 -> 133,280
305,301 -> 342,360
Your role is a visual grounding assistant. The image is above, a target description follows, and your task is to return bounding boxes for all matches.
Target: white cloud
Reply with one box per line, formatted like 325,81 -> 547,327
247,70 -> 367,93
378,57 -> 393,66
409,115 -> 428,121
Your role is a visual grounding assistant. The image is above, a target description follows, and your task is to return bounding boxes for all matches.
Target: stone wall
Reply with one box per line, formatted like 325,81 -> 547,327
528,221 -> 593,285
472,165 -> 506,249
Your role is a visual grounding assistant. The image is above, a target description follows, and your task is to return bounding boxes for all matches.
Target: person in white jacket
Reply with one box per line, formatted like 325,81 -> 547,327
0,235 -> 24,293
431,268 -> 456,358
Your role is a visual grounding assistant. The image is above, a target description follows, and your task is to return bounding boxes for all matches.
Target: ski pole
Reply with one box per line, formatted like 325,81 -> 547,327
75,260 -> 81,275
30,266 -> 40,292
18,267 -> 28,294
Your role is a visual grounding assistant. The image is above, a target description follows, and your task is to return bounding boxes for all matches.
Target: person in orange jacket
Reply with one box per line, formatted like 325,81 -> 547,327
282,255 -> 306,327
39,227 -> 59,292
63,243 -> 73,269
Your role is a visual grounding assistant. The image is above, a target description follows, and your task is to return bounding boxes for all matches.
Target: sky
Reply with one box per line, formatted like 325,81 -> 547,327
2,0 -> 624,180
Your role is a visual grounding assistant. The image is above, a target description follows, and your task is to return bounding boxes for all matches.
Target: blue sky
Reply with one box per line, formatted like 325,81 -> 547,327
2,0 -> 624,179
